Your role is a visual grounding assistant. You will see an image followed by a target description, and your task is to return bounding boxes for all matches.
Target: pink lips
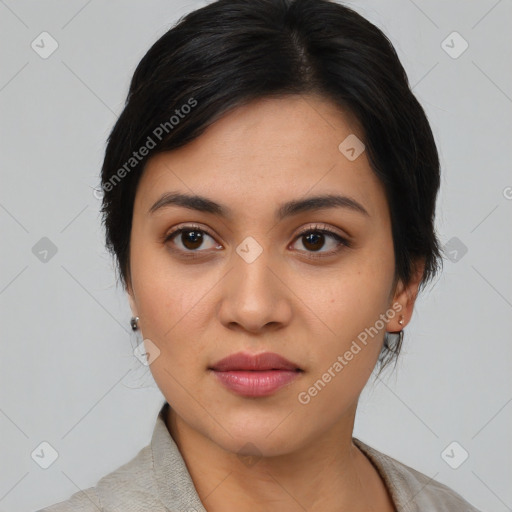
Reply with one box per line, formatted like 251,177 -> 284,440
209,351 -> 303,397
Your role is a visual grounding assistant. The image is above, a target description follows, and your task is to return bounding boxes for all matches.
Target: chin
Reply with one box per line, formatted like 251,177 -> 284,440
206,417 -> 303,458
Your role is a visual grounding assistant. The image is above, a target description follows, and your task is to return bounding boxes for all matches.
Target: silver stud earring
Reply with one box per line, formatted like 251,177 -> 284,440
130,316 -> 139,331
397,315 -> 405,345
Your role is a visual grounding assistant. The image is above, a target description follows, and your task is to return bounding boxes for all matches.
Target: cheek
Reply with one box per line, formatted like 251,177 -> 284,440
296,274 -> 392,417
319,247 -> 394,321
306,246 -> 395,368
130,246 -> 216,373
131,243 -> 199,328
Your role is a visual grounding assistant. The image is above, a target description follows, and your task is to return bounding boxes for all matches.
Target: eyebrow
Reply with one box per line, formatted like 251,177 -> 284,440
148,191 -> 370,220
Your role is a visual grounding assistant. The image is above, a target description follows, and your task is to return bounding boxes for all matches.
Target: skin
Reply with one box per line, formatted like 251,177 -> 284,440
126,94 -> 424,512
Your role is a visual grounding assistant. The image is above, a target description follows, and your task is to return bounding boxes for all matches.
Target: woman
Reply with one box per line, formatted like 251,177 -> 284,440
39,0 -> 482,510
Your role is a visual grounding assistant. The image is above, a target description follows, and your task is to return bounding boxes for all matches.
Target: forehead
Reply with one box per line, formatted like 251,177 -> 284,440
135,95 -> 386,220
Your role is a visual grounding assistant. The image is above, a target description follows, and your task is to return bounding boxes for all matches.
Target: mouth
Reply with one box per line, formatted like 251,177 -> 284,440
209,351 -> 303,372
208,351 -> 304,397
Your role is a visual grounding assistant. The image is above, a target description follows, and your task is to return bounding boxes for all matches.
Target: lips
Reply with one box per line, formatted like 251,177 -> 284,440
209,351 -> 302,372
209,351 -> 303,397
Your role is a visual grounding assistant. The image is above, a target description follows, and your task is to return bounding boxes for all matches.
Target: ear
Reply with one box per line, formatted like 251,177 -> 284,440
127,291 -> 138,319
125,274 -> 139,319
387,258 -> 425,332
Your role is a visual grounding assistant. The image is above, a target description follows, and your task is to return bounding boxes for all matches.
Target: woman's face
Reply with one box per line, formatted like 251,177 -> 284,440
127,95 -> 420,457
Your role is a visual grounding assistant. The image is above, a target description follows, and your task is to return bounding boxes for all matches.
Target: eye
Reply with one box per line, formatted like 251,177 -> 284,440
163,223 -> 351,260
164,224 -> 221,258
291,224 -> 351,258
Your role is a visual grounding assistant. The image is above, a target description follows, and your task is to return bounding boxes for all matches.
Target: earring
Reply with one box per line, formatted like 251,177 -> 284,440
396,315 -> 405,345
130,316 -> 139,331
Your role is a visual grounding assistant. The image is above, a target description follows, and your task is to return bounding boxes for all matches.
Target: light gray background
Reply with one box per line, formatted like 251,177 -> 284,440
1,1 -> 511,511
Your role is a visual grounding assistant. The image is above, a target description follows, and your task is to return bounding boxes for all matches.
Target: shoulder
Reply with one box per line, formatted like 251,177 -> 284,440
35,485 -> 102,512
36,444 -> 166,512
353,437 -> 483,512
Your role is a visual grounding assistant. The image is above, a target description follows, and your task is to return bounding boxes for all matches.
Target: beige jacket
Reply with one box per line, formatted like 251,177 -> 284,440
38,402 -> 482,512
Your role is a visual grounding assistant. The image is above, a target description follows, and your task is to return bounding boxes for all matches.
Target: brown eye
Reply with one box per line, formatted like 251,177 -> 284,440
292,225 -> 351,258
177,229 -> 205,250
164,225 -> 221,255
301,232 -> 327,252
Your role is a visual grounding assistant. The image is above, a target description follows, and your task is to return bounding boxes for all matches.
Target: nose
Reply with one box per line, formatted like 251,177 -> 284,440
217,246 -> 293,334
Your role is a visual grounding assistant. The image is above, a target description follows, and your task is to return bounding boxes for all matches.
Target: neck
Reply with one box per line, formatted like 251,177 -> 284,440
164,405 -> 393,512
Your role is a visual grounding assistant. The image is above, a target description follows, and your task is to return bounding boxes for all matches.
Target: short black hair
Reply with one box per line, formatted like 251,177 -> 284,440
99,0 -> 443,372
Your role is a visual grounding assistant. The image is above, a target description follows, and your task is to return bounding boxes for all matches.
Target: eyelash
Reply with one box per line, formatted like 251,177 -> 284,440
163,223 -> 351,260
